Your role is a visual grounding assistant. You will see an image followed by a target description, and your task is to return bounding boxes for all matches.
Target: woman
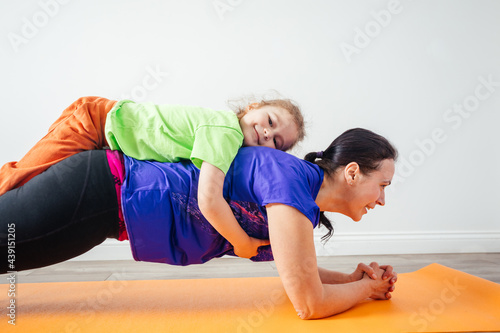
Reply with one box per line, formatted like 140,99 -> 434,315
0,128 -> 398,319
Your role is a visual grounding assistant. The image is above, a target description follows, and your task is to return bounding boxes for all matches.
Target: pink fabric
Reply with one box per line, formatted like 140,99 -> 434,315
106,150 -> 128,241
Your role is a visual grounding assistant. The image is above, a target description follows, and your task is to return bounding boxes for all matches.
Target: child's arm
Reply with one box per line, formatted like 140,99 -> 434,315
198,162 -> 270,259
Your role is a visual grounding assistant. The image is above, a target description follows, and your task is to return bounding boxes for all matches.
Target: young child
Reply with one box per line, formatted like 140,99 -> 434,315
0,96 -> 305,259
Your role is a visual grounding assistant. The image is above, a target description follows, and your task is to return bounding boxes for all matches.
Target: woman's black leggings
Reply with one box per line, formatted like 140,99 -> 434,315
0,150 -> 120,273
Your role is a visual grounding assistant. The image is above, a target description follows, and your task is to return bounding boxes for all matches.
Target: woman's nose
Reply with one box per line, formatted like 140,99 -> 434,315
377,191 -> 386,206
263,128 -> 270,140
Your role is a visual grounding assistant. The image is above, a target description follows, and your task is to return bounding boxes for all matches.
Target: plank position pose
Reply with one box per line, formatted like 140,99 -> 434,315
0,128 -> 398,319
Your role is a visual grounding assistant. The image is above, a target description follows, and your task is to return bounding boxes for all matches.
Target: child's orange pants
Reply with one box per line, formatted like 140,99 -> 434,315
0,96 -> 117,196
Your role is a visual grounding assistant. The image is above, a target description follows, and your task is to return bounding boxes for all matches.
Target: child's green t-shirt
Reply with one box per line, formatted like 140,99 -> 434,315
104,100 -> 244,174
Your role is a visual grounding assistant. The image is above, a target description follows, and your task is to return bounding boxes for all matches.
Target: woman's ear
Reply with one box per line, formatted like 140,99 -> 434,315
344,162 -> 360,186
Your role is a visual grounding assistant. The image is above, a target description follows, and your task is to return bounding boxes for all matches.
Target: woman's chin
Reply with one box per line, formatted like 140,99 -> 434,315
349,213 -> 363,222
344,209 -> 364,222
353,207 -> 369,222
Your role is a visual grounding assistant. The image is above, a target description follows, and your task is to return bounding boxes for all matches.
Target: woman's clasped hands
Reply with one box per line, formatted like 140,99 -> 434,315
349,262 -> 397,300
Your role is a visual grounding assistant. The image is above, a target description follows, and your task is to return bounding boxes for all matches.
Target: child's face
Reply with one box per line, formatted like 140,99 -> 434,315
239,105 -> 298,151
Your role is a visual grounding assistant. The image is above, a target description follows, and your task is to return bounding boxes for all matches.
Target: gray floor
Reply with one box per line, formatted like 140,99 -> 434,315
1,253 -> 499,284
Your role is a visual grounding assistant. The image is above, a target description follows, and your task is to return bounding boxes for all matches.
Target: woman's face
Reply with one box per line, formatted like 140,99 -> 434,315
239,105 -> 298,151
345,159 -> 395,222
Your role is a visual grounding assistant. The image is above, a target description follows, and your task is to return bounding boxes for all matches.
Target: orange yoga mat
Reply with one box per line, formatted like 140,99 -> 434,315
1,263 -> 499,333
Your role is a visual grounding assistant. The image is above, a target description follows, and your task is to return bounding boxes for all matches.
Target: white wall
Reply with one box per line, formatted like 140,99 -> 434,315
1,0 -> 499,259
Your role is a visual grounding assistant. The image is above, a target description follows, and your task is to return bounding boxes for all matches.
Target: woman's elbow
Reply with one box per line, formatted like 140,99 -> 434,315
293,298 -> 324,320
295,306 -> 325,320
296,308 -> 313,320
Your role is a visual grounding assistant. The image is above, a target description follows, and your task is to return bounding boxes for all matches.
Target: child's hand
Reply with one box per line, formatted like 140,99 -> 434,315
233,237 -> 270,259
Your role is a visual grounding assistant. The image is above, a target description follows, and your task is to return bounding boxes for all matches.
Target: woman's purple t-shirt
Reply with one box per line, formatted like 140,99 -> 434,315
121,147 -> 323,266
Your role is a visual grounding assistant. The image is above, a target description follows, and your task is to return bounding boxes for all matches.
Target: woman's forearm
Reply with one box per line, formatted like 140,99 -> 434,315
309,263 -> 395,319
317,267 -> 353,284
302,278 -> 373,319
